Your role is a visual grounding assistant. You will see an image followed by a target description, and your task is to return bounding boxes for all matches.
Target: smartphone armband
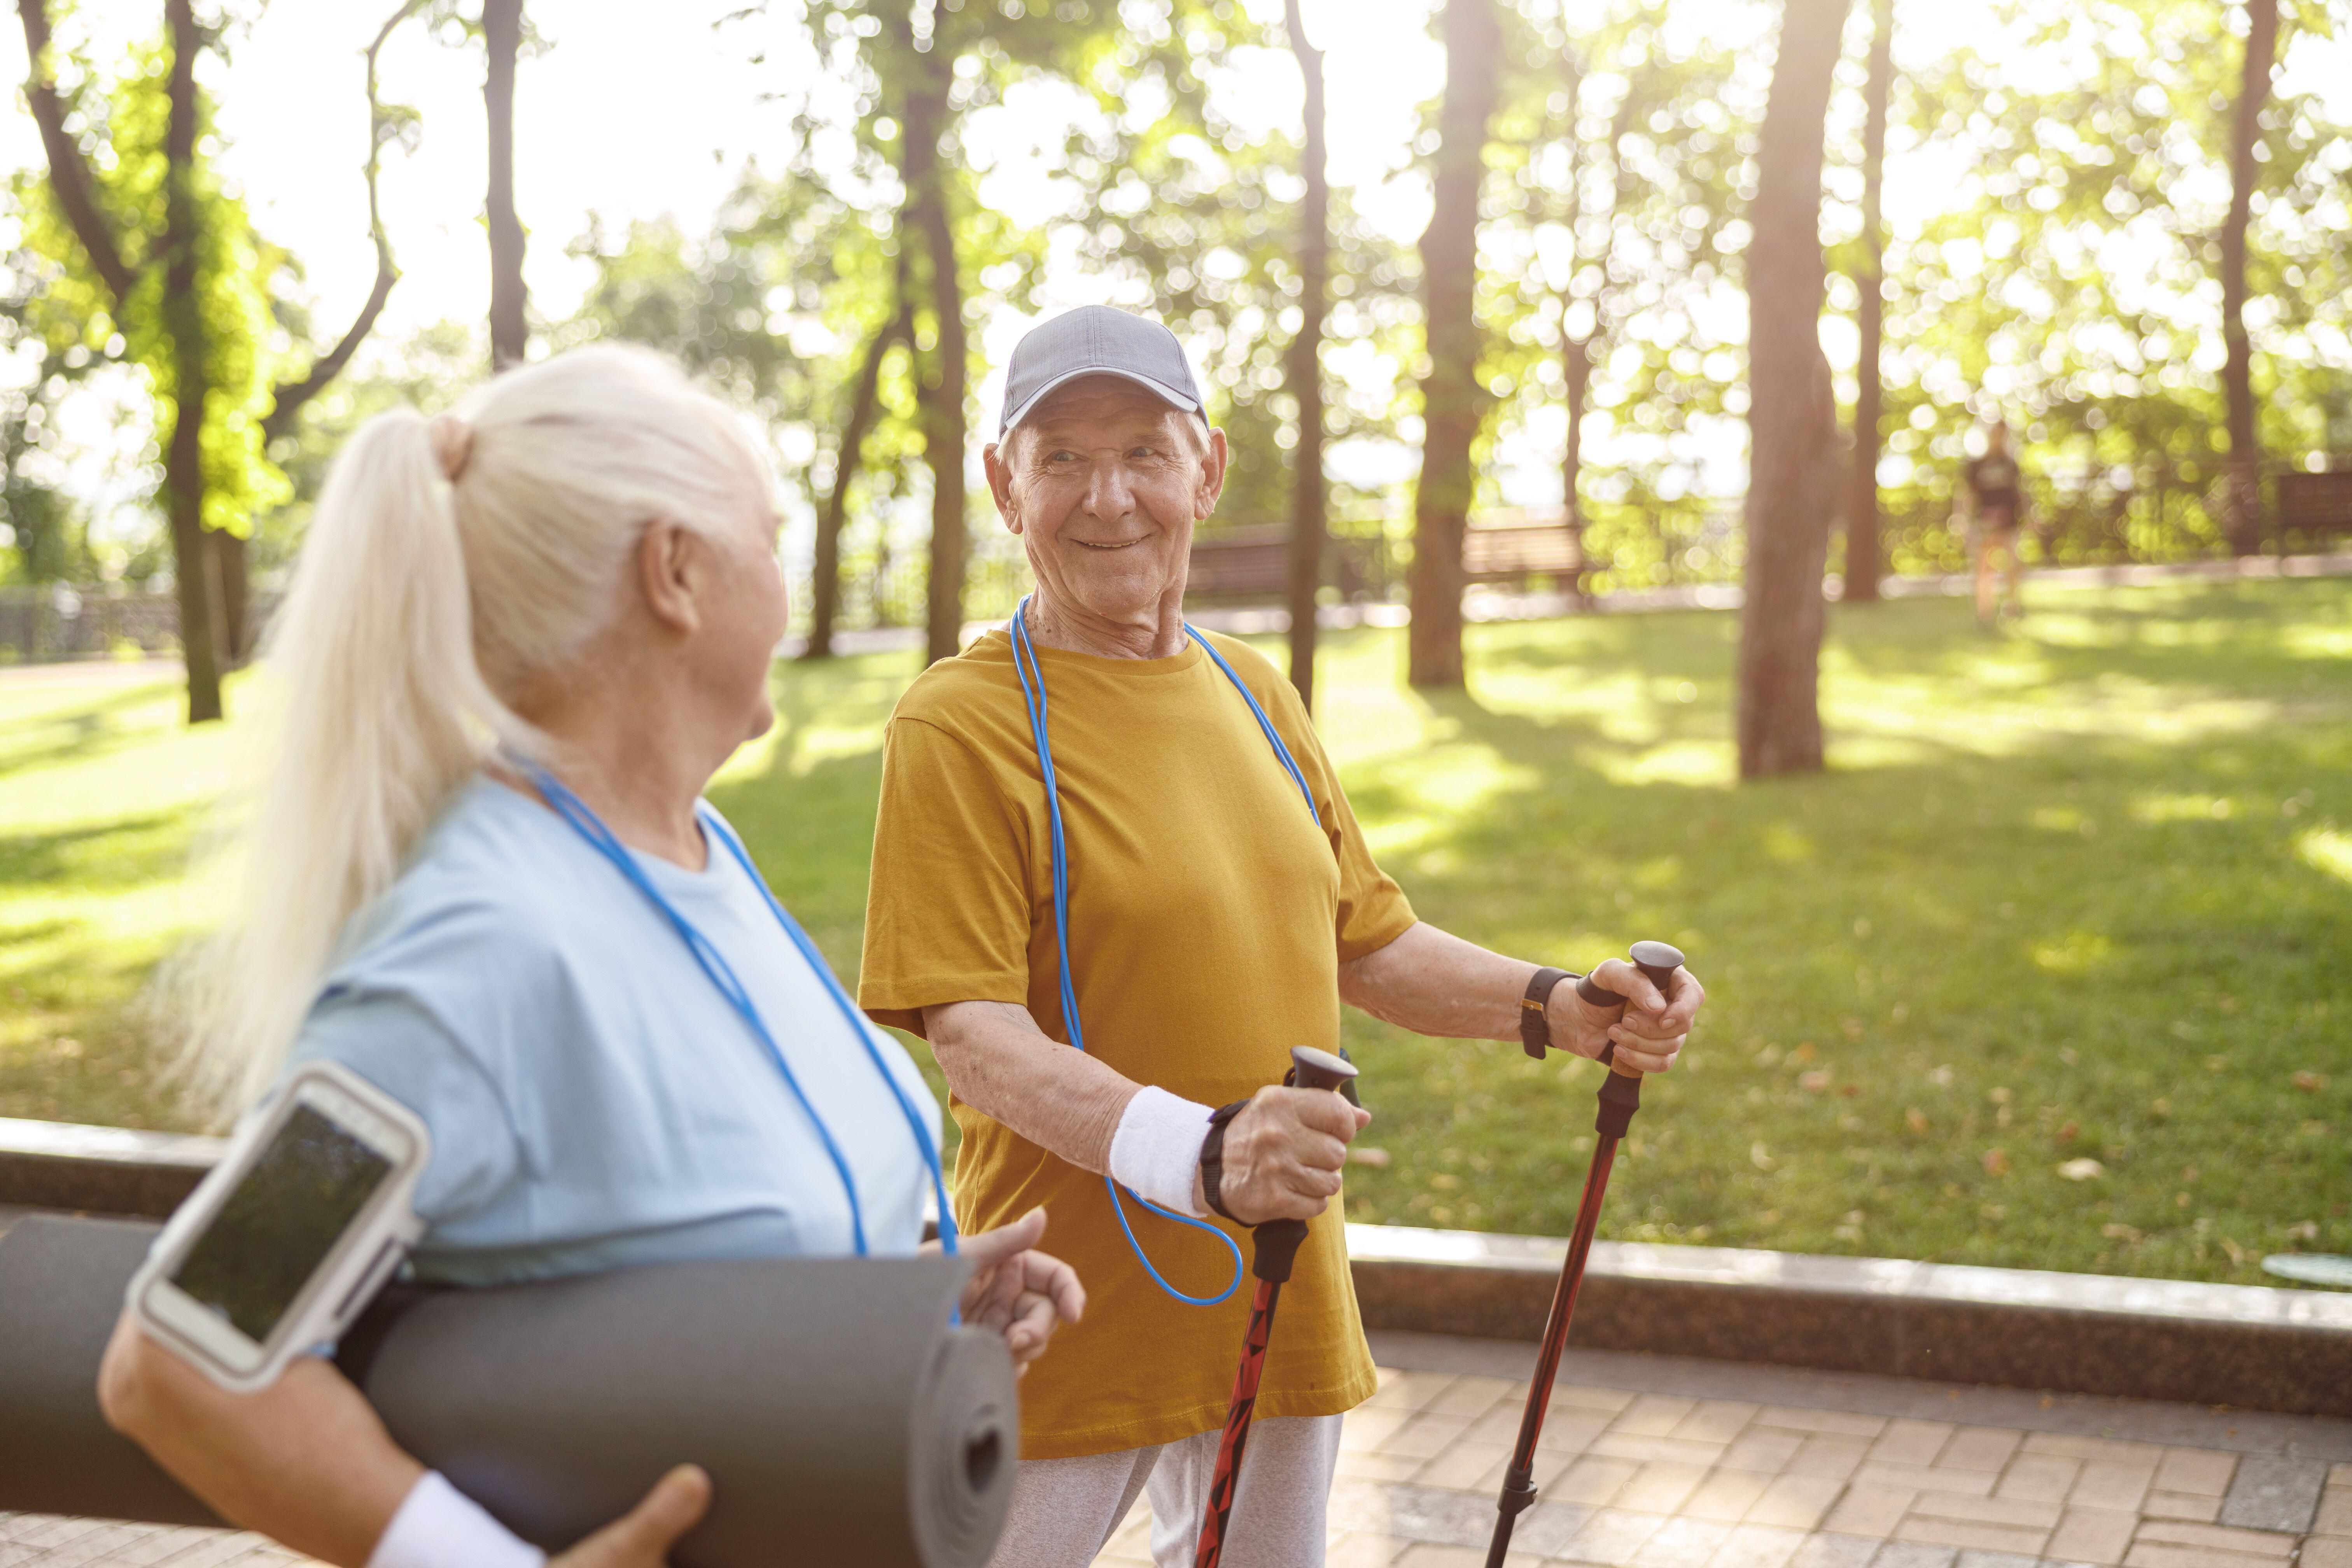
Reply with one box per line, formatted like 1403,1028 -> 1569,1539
128,1061 -> 430,1394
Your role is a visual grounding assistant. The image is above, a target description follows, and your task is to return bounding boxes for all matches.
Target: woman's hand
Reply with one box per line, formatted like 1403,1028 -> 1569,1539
549,1466 -> 711,1568
930,1207 -> 1084,1374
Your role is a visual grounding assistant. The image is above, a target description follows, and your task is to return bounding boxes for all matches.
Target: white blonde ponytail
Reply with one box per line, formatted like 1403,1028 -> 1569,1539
163,344 -> 773,1122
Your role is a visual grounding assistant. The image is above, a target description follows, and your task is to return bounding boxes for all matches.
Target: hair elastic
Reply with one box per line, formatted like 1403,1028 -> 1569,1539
427,415 -> 474,483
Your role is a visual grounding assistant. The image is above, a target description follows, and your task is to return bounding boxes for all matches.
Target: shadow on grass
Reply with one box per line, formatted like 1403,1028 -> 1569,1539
1825,582 -> 2352,695
0,680 -> 187,782
1326,662 -> 2351,1282
1470,588 -> 2352,714
0,809 -> 206,893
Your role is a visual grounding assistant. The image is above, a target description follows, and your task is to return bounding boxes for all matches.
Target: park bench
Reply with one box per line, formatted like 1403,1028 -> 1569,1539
1186,518 -> 1584,604
1461,519 -> 1583,585
1185,524 -> 1379,603
2275,469 -> 2352,552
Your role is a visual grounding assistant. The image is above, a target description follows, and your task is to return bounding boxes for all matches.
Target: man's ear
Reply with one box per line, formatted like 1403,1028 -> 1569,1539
983,441 -> 1022,533
1195,427 -> 1230,518
637,520 -> 702,635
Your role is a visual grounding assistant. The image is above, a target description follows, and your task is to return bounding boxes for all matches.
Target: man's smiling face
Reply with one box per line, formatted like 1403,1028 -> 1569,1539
985,374 -> 1227,629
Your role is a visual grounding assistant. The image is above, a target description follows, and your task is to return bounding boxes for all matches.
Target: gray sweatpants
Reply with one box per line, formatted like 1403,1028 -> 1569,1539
985,1413 -> 1344,1568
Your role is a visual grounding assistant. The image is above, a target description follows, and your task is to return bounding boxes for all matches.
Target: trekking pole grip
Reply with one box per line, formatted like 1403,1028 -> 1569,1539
1252,1047 -> 1362,1283
1572,941 -> 1684,1136
1287,1045 -> 1357,1096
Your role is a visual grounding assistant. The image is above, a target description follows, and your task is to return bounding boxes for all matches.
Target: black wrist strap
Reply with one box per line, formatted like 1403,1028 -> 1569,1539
1199,1099 -> 1252,1222
1520,966 -> 1577,1060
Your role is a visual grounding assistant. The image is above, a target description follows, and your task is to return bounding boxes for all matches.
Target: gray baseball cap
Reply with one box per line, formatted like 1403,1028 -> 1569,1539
998,306 -> 1204,435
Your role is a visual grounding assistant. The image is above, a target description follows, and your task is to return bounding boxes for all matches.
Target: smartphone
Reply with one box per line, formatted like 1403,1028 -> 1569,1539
129,1061 -> 429,1394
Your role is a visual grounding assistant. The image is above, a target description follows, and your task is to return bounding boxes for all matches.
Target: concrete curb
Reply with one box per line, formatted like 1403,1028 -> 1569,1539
1346,1224 -> 2352,1419
6,1118 -> 2346,1416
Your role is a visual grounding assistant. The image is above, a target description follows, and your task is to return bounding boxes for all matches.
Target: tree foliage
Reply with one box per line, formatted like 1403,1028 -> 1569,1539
1828,0 -> 2351,570
7,0 -> 2348,721
10,30 -> 289,544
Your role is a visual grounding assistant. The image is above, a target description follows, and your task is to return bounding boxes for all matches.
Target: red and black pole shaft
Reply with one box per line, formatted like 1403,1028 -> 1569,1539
1485,941 -> 1684,1568
1195,1045 -> 1360,1568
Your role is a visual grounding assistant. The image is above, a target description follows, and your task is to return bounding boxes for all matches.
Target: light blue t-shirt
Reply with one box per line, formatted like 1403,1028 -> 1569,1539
285,777 -> 940,1285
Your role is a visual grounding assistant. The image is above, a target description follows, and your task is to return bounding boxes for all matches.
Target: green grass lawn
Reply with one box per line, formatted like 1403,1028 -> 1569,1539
4,578 -> 2348,1284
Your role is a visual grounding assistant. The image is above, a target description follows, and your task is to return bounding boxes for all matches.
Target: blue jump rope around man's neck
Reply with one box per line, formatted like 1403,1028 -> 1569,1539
1007,594 -> 1320,1306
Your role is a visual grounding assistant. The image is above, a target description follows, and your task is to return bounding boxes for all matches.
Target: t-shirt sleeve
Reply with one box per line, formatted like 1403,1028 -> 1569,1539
859,715 -> 1036,1037
1266,672 -> 1418,963
286,992 -> 524,1226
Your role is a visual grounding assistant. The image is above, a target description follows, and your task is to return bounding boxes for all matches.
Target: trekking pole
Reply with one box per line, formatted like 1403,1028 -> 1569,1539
1194,1044 -> 1360,1568
1484,940 -> 1685,1568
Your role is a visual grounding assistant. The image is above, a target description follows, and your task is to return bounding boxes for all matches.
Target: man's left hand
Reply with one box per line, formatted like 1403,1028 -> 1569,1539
930,1206 -> 1085,1375
1545,960 -> 1704,1074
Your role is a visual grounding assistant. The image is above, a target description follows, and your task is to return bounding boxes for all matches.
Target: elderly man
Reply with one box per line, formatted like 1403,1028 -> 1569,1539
859,306 -> 1705,1568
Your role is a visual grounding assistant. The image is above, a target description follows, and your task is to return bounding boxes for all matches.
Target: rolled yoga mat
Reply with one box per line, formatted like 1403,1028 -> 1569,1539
0,1213 -> 1018,1568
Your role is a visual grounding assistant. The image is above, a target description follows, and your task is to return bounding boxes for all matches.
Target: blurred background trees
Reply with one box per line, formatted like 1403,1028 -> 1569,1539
8,0 -> 416,719
1,0 -> 2344,758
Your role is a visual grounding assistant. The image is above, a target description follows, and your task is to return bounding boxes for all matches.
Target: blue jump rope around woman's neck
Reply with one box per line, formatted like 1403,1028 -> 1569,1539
1008,595 -> 1321,1307
523,758 -> 957,1261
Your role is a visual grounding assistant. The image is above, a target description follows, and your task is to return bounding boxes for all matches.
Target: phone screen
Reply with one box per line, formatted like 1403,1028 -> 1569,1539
170,1102 -> 394,1344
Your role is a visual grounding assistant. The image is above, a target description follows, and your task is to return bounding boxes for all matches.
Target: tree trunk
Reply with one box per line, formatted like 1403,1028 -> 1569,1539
1562,328 -> 1593,608
483,0 -> 528,370
14,0 -> 136,302
804,284 -> 910,661
2220,0 -> 2277,557
162,0 -> 222,723
1843,0 -> 1893,603
897,28 -> 967,667
18,0 -> 224,718
1408,0 -> 1502,688
1556,50 -> 1601,611
208,527 -> 252,666
1736,0 -> 1852,781
1283,0 -> 1330,710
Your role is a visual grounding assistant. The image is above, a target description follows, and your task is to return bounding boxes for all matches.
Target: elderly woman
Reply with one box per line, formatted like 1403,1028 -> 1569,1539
859,307 -> 1706,1568
97,346 -> 1080,1568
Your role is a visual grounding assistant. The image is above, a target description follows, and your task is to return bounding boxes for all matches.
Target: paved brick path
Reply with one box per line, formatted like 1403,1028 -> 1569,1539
0,1520 -> 305,1568
6,1334 -> 2346,1568
1089,1334 -> 2352,1568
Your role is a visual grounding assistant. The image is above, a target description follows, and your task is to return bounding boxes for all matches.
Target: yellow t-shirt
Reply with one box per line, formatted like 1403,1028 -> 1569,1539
859,627 -> 1416,1460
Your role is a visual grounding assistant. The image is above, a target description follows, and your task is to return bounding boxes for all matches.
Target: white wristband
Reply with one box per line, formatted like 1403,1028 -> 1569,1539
368,1472 -> 546,1568
1109,1086 -> 1215,1217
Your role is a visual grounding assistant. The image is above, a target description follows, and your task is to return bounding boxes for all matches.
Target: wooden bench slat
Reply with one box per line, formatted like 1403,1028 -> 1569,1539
2277,472 -> 2352,534
1185,520 -> 1583,601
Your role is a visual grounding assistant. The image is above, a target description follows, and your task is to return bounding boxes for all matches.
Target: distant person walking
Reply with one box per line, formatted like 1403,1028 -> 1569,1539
1963,419 -> 2029,626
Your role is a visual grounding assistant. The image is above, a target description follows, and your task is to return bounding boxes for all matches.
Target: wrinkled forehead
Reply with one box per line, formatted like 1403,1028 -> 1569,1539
1018,374 -> 1195,448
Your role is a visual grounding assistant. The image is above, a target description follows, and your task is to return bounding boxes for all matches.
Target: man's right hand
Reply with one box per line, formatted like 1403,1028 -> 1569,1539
1212,1085 -> 1371,1225
550,1465 -> 711,1568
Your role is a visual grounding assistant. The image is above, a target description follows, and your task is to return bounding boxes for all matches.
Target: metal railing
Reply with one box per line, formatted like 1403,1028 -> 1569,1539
0,586 -> 191,664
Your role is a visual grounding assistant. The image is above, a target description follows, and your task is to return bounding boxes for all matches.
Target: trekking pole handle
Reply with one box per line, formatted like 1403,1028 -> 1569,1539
1573,942 -> 1685,1075
1573,942 -> 1683,1136
1251,1047 -> 1363,1284
1287,1045 -> 1358,1096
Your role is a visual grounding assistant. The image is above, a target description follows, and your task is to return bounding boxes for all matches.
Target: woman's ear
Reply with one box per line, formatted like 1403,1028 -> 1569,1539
637,520 -> 703,635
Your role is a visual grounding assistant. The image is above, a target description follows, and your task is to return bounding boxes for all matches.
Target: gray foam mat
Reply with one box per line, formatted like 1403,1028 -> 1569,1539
0,1214 -> 1017,1567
